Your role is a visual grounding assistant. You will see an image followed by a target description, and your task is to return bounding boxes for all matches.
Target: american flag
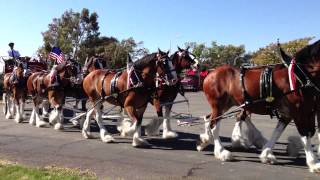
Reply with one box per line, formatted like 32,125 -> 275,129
49,47 -> 65,64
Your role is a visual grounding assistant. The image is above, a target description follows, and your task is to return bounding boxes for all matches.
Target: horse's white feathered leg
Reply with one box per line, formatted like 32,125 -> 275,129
42,100 -> 50,117
245,118 -> 267,149
132,124 -> 150,147
145,117 -> 162,136
197,116 -> 212,151
82,107 -> 94,139
260,121 -> 286,164
14,102 -> 23,123
212,121 -> 233,161
34,104 -> 48,128
53,107 -> 64,130
95,102 -> 114,143
231,120 -> 250,149
301,136 -> 320,173
162,106 -> 178,139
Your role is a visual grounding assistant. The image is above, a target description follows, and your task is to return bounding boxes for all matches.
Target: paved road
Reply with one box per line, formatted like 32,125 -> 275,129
0,92 -> 319,179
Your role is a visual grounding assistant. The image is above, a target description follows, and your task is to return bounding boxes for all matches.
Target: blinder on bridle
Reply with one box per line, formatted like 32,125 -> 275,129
93,58 -> 104,69
156,51 -> 178,87
65,60 -> 82,82
177,46 -> 199,70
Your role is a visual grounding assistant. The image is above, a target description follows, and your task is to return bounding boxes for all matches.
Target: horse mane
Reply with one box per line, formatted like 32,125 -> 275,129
170,52 -> 179,62
295,39 -> 320,63
134,53 -> 157,70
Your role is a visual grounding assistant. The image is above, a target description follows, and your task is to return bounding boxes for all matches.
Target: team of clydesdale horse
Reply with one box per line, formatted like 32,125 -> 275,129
2,43 -> 320,173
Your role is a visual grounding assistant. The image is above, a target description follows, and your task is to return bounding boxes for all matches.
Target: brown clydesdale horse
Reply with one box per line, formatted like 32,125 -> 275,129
71,56 -> 105,111
82,50 -> 178,147
197,40 -> 320,173
3,63 -> 26,122
26,61 -> 80,129
145,46 -> 199,139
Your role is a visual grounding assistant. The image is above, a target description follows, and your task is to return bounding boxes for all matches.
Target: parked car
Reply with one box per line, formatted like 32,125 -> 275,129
181,69 -> 200,92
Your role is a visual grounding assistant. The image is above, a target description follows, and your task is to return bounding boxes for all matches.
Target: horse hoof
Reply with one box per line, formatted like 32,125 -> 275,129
29,120 -> 36,126
162,131 -> 178,139
196,133 -> 211,151
309,162 -> 320,173
36,121 -> 48,128
117,125 -> 123,133
231,136 -> 251,149
260,148 -> 277,164
132,137 -> 151,147
82,130 -> 93,139
200,133 -> 210,144
5,113 -> 13,119
54,123 -> 64,131
215,149 -> 233,162
120,127 -> 135,137
70,119 -> 79,126
102,135 -> 115,143
196,140 -> 208,152
15,117 -> 23,123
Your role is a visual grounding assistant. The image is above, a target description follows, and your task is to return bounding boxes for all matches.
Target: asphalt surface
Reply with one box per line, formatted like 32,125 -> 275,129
0,92 -> 319,179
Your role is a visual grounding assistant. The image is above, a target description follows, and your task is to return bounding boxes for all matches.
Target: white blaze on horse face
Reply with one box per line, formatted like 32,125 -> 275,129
167,60 -> 178,85
192,58 -> 199,70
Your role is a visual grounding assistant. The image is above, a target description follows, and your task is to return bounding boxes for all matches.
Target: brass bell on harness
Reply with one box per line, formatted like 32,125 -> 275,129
265,96 -> 275,103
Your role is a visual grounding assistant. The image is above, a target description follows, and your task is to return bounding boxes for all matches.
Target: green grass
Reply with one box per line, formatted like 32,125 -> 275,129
0,160 -> 97,180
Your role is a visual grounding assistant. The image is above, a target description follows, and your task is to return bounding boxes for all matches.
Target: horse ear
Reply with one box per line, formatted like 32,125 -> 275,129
166,50 -> 170,55
186,46 -> 190,51
158,48 -> 162,54
127,54 -> 133,64
278,42 -> 292,67
178,46 -> 183,52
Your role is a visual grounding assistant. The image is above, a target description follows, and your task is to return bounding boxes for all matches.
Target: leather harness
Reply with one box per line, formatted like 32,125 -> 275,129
240,66 -> 279,118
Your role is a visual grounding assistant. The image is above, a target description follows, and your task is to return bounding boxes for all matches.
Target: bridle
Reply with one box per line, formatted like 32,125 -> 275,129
176,50 -> 199,70
286,59 -> 320,94
155,55 -> 178,87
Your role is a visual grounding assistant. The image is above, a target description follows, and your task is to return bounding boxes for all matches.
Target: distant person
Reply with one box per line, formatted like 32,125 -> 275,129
7,42 -> 21,59
8,42 -> 26,83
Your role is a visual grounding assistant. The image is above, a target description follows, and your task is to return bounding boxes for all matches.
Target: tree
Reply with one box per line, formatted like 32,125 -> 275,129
103,38 -> 149,69
252,37 -> 314,65
185,41 -> 247,68
39,8 -> 99,60
78,36 -> 118,64
39,9 -> 149,68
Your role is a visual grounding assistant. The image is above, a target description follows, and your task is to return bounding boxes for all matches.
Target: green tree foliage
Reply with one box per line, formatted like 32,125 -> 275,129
39,8 -> 148,68
185,41 -> 247,68
252,37 -> 314,65
40,8 -> 99,60
103,38 -> 149,69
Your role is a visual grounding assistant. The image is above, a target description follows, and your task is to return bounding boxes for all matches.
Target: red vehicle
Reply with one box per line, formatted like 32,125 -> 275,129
180,69 -> 200,91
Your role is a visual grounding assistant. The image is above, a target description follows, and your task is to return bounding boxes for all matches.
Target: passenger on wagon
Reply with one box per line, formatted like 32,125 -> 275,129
8,42 -> 28,83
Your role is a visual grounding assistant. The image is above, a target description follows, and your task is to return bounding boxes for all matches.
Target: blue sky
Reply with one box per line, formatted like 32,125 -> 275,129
0,0 -> 319,57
